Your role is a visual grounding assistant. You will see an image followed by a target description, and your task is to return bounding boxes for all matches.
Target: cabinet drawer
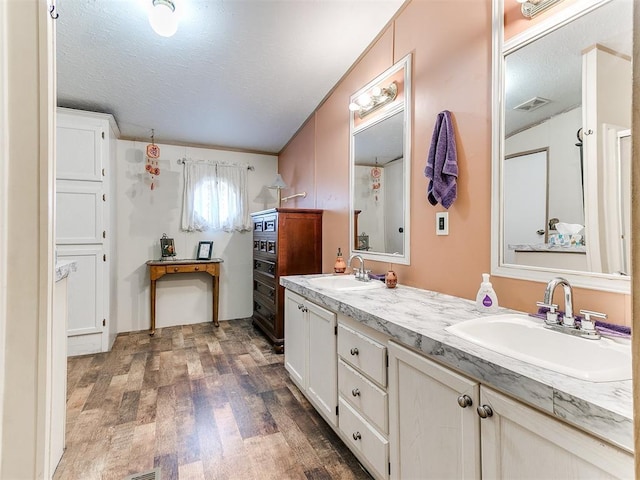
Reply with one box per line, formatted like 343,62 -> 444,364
264,215 -> 276,232
339,359 -> 388,434
254,278 -> 276,304
253,218 -> 264,232
254,258 -> 276,277
339,397 -> 388,480
253,297 -> 276,327
165,264 -> 208,274
338,323 -> 387,387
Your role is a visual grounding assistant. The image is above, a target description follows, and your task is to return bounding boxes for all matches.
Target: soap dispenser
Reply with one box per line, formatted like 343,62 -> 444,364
334,248 -> 346,274
475,273 -> 498,313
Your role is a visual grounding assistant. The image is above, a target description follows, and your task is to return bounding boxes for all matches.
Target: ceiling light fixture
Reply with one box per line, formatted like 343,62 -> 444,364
148,0 -> 179,37
516,0 -> 564,19
349,82 -> 398,119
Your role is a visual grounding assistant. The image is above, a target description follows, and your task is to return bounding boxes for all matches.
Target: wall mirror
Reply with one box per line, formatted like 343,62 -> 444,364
491,0 -> 632,293
350,54 -> 412,265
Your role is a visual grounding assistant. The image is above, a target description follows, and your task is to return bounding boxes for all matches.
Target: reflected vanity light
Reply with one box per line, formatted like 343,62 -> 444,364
516,0 -> 564,18
148,0 -> 179,37
349,82 -> 398,119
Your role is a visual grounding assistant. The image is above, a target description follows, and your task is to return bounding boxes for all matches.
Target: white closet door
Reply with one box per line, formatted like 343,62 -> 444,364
56,180 -> 103,244
56,113 -> 104,181
57,245 -> 104,338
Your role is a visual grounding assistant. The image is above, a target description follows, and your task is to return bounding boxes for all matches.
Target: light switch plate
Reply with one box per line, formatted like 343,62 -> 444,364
436,212 -> 449,235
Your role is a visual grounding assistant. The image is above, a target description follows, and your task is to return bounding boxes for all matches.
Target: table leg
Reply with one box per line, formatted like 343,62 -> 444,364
212,275 -> 220,327
150,278 -> 157,335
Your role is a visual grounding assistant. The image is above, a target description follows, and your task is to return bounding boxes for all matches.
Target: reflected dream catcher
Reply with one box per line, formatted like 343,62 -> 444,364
145,129 -> 161,190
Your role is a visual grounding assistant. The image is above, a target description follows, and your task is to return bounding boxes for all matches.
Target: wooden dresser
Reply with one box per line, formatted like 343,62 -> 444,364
251,208 -> 323,352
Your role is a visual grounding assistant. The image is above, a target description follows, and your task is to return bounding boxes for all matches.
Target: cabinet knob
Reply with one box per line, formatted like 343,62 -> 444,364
298,304 -> 304,310
173,267 -> 179,272
302,307 -> 308,313
352,432 -> 361,441
350,347 -> 359,356
351,388 -> 360,397
195,266 -> 199,271
457,395 -> 473,408
477,405 -> 494,419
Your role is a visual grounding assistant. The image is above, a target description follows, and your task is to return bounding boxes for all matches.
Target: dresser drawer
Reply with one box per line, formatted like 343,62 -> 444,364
254,278 -> 276,304
253,218 -> 264,232
263,215 -> 276,232
339,397 -> 388,479
253,296 -> 276,328
165,264 -> 209,274
254,258 -> 276,277
339,359 -> 388,434
338,323 -> 387,387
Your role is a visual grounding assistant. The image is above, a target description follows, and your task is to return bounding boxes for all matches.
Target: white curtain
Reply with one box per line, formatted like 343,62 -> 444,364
181,161 -> 251,232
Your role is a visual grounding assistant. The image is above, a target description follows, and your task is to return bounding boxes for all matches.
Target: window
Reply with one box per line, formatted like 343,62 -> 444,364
181,161 -> 251,232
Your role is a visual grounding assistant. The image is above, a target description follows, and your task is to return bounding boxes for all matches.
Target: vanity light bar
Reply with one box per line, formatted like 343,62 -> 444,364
519,0 -> 564,19
349,82 -> 398,119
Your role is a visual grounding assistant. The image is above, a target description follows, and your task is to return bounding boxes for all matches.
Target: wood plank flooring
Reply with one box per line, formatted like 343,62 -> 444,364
54,319 -> 372,480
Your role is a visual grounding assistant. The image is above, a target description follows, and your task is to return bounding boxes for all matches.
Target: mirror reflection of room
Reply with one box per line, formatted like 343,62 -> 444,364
501,0 -> 631,277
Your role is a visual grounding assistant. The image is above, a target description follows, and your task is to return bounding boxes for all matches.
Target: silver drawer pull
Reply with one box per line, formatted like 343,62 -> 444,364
350,347 -> 359,356
351,388 -> 360,397
352,432 -> 361,441
477,405 -> 493,419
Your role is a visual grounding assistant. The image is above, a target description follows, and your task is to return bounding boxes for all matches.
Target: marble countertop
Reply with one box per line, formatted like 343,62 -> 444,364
280,274 -> 633,452
509,243 -> 586,253
55,260 -> 77,282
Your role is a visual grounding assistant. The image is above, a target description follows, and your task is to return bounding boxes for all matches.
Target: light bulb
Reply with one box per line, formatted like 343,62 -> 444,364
357,93 -> 372,107
349,103 -> 360,112
371,86 -> 382,97
149,0 -> 178,37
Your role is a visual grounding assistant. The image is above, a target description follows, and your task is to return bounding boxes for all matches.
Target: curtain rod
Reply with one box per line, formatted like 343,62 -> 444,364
177,157 -> 255,171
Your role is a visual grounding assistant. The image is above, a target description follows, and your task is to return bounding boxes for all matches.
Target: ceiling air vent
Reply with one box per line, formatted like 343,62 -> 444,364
513,97 -> 551,112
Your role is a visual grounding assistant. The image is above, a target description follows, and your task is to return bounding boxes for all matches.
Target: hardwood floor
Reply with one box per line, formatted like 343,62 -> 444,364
54,319 -> 372,480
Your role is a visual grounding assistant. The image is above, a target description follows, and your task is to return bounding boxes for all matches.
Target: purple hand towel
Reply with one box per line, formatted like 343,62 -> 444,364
424,110 -> 458,208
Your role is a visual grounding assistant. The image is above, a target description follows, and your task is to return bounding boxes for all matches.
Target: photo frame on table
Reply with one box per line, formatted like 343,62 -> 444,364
197,241 -> 214,260
160,234 -> 176,259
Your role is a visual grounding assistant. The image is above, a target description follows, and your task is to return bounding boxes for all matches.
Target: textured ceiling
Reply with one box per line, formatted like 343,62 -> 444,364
505,0 -> 632,136
56,0 -> 405,153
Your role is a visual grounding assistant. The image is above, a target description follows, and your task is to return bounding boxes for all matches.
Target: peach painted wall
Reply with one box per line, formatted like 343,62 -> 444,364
278,116 -> 316,209
278,0 -> 630,326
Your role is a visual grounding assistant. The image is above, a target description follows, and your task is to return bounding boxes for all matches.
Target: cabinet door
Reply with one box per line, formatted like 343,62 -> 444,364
284,290 -> 306,388
56,180 -> 104,244
479,386 -> 633,479
56,245 -> 104,338
388,341 -> 480,480
307,300 -> 337,427
56,112 -> 105,181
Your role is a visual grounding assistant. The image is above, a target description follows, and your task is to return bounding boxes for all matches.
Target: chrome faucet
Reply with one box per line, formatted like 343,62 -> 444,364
347,254 -> 368,281
543,277 -> 574,327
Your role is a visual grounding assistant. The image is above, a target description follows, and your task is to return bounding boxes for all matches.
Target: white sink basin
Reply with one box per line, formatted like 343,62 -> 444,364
446,314 -> 631,382
307,275 -> 385,291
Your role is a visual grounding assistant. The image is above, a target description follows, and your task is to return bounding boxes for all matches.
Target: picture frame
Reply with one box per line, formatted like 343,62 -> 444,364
197,241 -> 213,260
160,235 -> 176,259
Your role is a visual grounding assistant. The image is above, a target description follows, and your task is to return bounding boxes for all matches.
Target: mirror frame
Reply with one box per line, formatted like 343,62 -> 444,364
491,0 -> 630,294
349,53 -> 412,265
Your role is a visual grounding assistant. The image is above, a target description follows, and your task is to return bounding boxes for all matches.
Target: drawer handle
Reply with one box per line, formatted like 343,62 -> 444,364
477,405 -> 493,419
298,304 -> 304,310
352,432 -> 361,441
350,347 -> 359,356
195,266 -> 199,271
457,395 -> 472,408
173,267 -> 179,272
351,388 -> 360,397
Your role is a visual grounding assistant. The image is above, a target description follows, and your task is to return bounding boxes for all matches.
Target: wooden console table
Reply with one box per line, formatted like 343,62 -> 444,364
146,259 -> 223,335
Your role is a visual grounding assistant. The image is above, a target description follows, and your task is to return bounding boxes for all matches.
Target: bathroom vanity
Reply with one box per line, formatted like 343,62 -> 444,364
281,274 -> 633,479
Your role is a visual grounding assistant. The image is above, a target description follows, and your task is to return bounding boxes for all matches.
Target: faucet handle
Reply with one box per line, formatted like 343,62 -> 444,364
536,301 -> 559,325
579,309 -> 607,334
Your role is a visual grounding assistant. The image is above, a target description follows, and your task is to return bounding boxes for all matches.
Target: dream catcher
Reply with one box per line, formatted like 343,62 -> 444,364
145,129 -> 161,190
371,161 -> 382,202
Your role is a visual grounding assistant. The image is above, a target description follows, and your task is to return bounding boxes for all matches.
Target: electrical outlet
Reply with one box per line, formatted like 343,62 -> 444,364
436,212 -> 449,235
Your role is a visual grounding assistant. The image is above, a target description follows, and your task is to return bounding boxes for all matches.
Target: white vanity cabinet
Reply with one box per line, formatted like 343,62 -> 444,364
479,386 -> 633,479
283,289 -> 338,426
388,341 -> 481,480
337,318 -> 390,480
